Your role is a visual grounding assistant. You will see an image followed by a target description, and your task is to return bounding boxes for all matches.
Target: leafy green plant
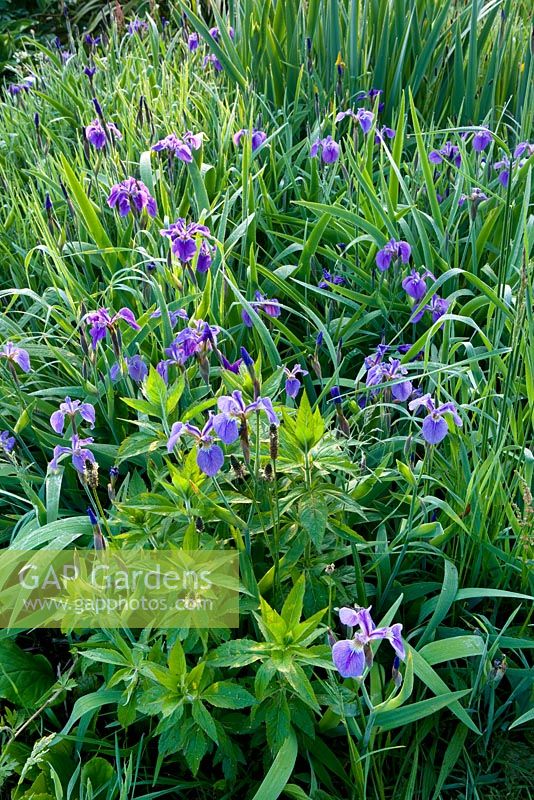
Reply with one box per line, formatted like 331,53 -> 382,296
0,2 -> 532,799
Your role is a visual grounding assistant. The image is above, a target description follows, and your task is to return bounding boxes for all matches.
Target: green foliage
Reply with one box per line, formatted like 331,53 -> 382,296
0,1 -> 532,799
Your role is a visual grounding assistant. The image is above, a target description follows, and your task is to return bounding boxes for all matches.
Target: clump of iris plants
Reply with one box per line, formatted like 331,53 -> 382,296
0,5 -> 531,798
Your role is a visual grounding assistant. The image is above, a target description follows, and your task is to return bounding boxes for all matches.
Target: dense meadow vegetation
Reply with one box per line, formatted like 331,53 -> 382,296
0,1 -> 533,798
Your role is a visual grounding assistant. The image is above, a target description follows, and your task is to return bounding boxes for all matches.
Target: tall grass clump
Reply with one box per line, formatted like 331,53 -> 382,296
0,2 -> 532,799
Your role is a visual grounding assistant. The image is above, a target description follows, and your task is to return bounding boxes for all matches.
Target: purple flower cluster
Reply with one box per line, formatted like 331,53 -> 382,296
429,141 -> 462,168
411,294 -> 449,324
242,292 -> 281,327
408,393 -> 462,445
362,88 -> 384,111
188,21 -> 234,59
128,18 -> 149,35
310,135 -> 340,164
152,131 -> 203,162
209,26 -> 235,41
84,307 -> 140,350
8,77 -> 35,96
458,187 -> 488,208
318,269 -> 346,289
0,431 -> 16,454
166,388 -> 278,477
332,606 -> 405,679
110,355 -> 148,383
233,129 -> 267,151
157,320 -> 220,381
203,53 -> 223,72
107,178 -> 157,217
335,107 -> 374,134
375,238 -> 411,272
151,308 -> 189,327
366,357 -> 413,401
48,391 -> 99,475
429,129 -> 492,168
160,218 -> 214,271
85,118 -> 122,149
84,33 -> 102,48
495,142 -> 533,187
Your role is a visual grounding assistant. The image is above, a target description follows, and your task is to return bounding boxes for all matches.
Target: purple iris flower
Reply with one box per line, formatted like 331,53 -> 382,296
494,157 -> 510,187
203,53 -> 223,71
375,238 -> 411,271
107,177 -> 157,217
8,77 -> 34,96
84,66 -> 97,79
284,365 -> 308,399
429,295 -> 449,322
363,343 -> 389,370
84,33 -> 101,47
513,142 -> 534,159
332,606 -> 405,679
167,415 -> 224,477
410,294 -> 449,324
188,33 -> 199,51
160,218 -> 214,269
495,146 -> 532,187
85,118 -> 122,149
156,340 -> 187,382
84,307 -> 140,350
209,26 -> 235,41
365,358 -> 413,401
367,88 -> 382,100
233,129 -> 267,151
157,321 -> 220,381
402,269 -> 435,301
151,308 -> 189,327
428,141 -> 462,168
50,397 -> 96,434
310,135 -> 340,164
408,393 -> 463,445
177,320 -> 219,357
242,291 -> 281,327
0,431 -> 16,454
197,241 -> 214,273
110,355 -> 148,383
0,342 -> 31,373
212,390 -> 279,445
458,187 -> 488,207
472,128 -> 492,152
151,131 -> 203,162
219,354 -> 243,374
375,125 -> 396,144
50,434 -> 96,473
128,18 -> 148,35
318,269 -> 346,289
335,108 -> 374,134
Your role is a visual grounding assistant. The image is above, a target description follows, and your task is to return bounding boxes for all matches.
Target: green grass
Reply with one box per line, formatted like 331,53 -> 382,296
0,2 -> 532,799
